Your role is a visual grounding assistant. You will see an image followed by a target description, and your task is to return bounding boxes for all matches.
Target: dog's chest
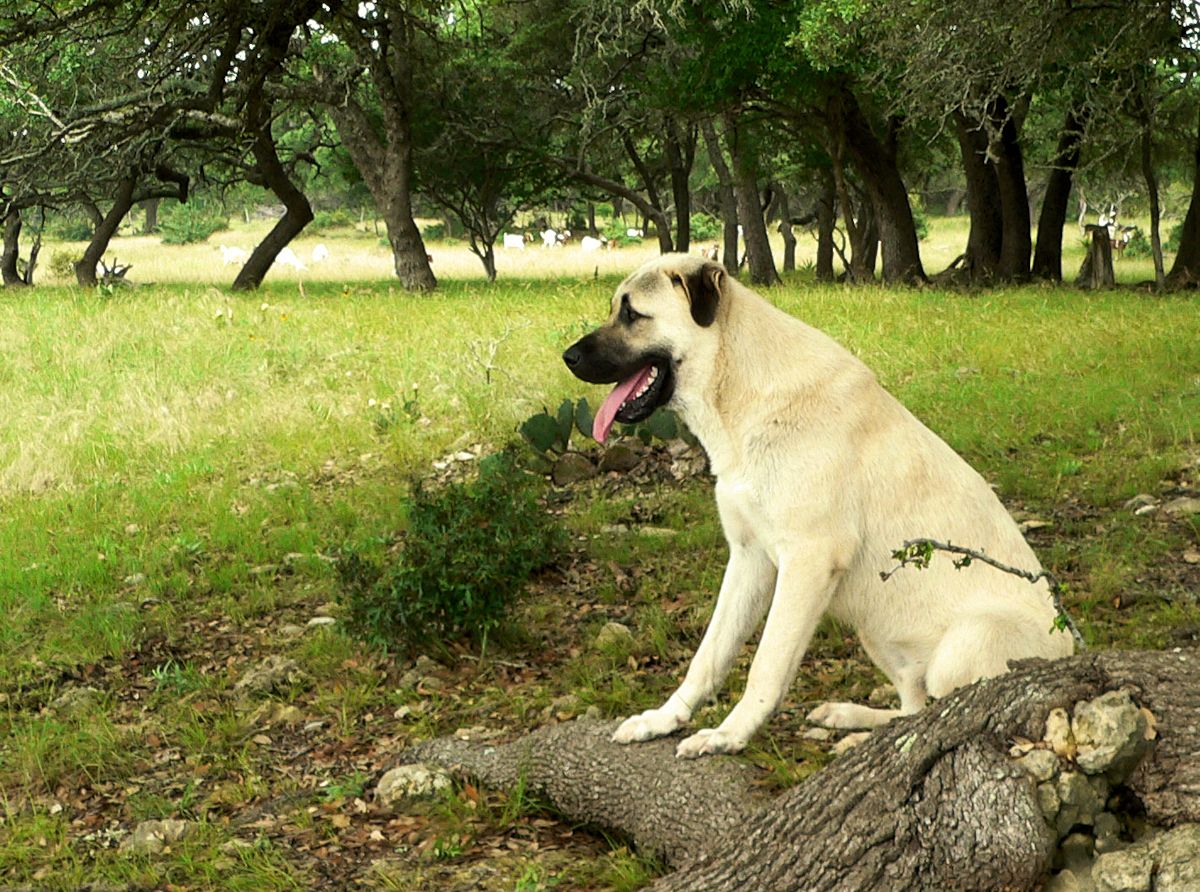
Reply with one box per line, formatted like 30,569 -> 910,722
714,475 -> 776,554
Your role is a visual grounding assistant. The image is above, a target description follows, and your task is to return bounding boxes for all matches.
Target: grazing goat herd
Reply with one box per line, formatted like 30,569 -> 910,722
502,227 -> 649,252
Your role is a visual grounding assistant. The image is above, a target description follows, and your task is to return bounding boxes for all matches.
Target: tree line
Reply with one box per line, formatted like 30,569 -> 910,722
1,0 -> 1198,291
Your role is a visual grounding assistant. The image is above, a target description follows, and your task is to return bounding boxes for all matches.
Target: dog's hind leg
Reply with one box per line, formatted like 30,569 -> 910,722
612,545 -> 776,745
806,644 -> 927,730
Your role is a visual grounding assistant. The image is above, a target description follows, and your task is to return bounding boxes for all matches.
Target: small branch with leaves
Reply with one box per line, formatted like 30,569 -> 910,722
880,538 -> 1086,650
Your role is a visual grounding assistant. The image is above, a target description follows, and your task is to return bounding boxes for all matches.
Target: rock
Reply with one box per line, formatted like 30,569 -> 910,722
248,702 -> 304,727
594,621 -> 635,651
638,526 -> 679,538
303,720 -> 325,734
1037,781 -> 1061,822
1015,747 -> 1060,782
314,602 -> 339,617
1122,494 -> 1158,512
50,686 -> 103,716
399,655 -> 443,688
1162,496 -> 1200,517
1094,811 -> 1124,854
1059,832 -> 1096,875
234,656 -> 306,695
123,573 -> 146,587
1044,869 -> 1084,892
584,705 -> 602,720
1071,691 -> 1150,779
867,684 -> 898,707
306,616 -> 336,629
551,453 -> 597,487
598,443 -> 641,473
1133,504 -> 1158,517
1152,824 -> 1200,891
375,763 -> 452,808
1019,518 -> 1053,533
119,819 -> 193,855
277,623 -> 305,639
1183,549 -> 1200,565
1092,848 -> 1153,892
1056,772 -> 1105,834
1045,707 -> 1076,759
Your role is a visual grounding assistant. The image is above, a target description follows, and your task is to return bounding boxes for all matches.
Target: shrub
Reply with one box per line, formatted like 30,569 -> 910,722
337,450 -> 565,653
159,202 -> 229,245
48,249 -> 76,279
1164,222 -> 1184,254
310,209 -> 355,233
601,220 -> 642,247
49,218 -> 93,242
689,213 -> 722,241
1122,229 -> 1152,259
909,196 -> 930,241
421,222 -> 447,241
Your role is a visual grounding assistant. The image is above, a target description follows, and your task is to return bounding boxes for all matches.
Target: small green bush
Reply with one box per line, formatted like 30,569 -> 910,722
311,209 -> 355,232
1123,229 -> 1151,259
909,196 -> 929,241
48,249 -> 76,279
602,220 -> 641,247
159,202 -> 229,245
421,222 -> 447,241
1164,222 -> 1184,253
49,218 -> 93,242
689,213 -> 722,241
337,450 -> 565,653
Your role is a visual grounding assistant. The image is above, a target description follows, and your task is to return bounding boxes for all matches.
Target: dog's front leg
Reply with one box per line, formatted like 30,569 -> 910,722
611,545 -> 775,745
676,547 -> 842,758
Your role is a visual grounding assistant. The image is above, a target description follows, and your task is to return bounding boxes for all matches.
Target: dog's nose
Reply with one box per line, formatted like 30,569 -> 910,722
562,344 -> 582,369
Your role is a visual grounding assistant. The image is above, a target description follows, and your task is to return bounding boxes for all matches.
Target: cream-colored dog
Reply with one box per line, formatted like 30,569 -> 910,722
562,254 -> 1072,759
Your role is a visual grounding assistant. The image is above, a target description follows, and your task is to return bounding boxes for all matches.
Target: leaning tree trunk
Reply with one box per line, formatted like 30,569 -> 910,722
1031,110 -> 1086,282
953,112 -> 1003,281
701,119 -> 740,268
665,121 -> 696,254
232,117 -> 315,292
623,135 -> 675,255
1168,106 -> 1200,287
2,207 -> 25,286
990,96 -> 1033,281
722,110 -> 780,286
75,176 -> 137,287
836,89 -> 925,284
1076,225 -> 1116,289
403,650 -> 1200,892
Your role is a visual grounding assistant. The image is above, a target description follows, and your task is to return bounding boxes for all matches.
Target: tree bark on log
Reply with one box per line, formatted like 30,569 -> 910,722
1076,225 -> 1115,290
402,650 -> 1199,891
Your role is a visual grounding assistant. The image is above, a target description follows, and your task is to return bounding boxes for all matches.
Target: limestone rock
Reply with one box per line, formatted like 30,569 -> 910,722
1122,494 -> 1157,512
1091,847 -> 1153,892
1045,707 -> 1076,759
1151,824 -> 1200,892
119,819 -> 193,855
1056,772 -> 1105,834
1071,691 -> 1150,779
235,656 -> 306,695
306,615 -> 336,629
598,443 -> 641,473
1015,747 -> 1060,782
594,621 -> 635,651
376,763 -> 452,808
50,686 -> 103,716
1162,496 -> 1200,517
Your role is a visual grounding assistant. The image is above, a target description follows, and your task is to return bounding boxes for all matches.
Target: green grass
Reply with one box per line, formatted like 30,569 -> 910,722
1,234 -> 1198,887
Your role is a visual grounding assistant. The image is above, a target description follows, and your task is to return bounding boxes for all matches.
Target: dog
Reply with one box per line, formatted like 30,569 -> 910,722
562,254 -> 1073,759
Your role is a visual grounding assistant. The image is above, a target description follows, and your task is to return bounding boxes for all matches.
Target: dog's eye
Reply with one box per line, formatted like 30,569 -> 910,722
619,295 -> 644,325
669,273 -> 683,287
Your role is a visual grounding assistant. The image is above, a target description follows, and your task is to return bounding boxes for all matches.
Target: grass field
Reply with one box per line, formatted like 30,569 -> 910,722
1,220 -> 1198,889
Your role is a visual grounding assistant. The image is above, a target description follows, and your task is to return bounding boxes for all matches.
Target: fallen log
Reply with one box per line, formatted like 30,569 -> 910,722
398,650 -> 1200,891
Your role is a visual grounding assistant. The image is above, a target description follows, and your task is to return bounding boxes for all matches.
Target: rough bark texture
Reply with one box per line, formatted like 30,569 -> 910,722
701,119 -> 740,268
955,110 -> 1003,280
774,182 -> 797,272
1142,126 -> 1166,289
665,122 -> 696,254
141,197 -> 159,235
1076,225 -> 1115,289
1031,110 -> 1085,282
75,176 -> 136,287
405,650 -> 1199,892
1168,107 -> 1200,287
722,110 -> 779,286
815,169 -> 836,282
991,97 -> 1032,282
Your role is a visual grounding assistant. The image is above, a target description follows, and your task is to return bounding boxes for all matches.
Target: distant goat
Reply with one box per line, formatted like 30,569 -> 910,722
626,228 -> 644,239
311,243 -> 330,263
503,233 -> 526,250
218,245 -> 249,265
541,228 -> 558,248
276,247 -> 306,271
580,235 -> 608,252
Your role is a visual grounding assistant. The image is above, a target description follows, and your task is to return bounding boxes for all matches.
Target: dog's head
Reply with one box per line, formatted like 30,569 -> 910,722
562,253 -> 727,442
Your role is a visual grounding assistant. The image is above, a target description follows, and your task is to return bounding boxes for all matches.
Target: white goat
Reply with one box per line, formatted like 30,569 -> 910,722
580,235 -> 607,252
541,228 -> 558,248
276,247 -> 306,271
503,233 -> 526,250
311,243 -> 330,263
218,245 -> 249,265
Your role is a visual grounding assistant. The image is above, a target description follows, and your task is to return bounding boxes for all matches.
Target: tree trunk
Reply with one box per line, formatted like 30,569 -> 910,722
665,122 -> 696,254
773,183 -> 797,273
835,88 -> 925,284
2,207 -> 25,286
701,119 -> 740,269
406,650 -> 1200,892
1076,225 -> 1115,289
623,135 -> 674,255
990,96 -> 1033,281
1031,110 -> 1086,281
1167,106 -> 1200,287
816,168 -> 836,282
141,197 -> 160,235
722,110 -> 779,285
75,176 -> 136,287
1142,125 -> 1166,290
232,117 -> 315,291
954,112 -> 1003,281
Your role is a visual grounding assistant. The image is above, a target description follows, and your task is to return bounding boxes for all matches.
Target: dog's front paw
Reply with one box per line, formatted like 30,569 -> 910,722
675,727 -> 746,759
612,707 -> 684,744
806,701 -> 895,730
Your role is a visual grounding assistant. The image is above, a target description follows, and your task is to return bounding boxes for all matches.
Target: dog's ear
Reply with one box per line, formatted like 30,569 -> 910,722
678,262 -> 725,327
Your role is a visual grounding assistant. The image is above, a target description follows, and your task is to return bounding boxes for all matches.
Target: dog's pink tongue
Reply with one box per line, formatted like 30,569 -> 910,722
593,365 -> 653,443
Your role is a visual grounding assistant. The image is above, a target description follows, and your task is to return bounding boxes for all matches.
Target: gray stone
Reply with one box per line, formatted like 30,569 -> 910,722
277,623 -> 305,639
598,444 -> 640,473
375,763 -> 452,808
1016,748 -> 1061,782
123,573 -> 146,587
1056,772 -> 1105,834
1044,869 -> 1085,892
399,655 -> 443,688
50,686 -> 103,716
1092,848 -> 1153,892
1163,496 -> 1200,517
594,621 -> 635,652
1060,832 -> 1096,875
119,819 -> 193,855
584,705 -> 602,720
1094,812 -> 1124,854
1038,782 -> 1062,822
1122,494 -> 1158,512
1072,691 -> 1149,779
306,615 -> 336,629
551,453 -> 597,487
234,656 -> 306,694
1045,707 -> 1076,759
